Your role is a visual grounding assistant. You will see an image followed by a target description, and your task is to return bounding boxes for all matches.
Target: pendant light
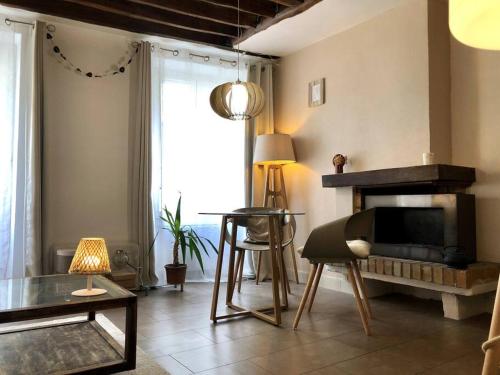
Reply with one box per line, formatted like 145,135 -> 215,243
449,0 -> 500,50
210,0 -> 265,120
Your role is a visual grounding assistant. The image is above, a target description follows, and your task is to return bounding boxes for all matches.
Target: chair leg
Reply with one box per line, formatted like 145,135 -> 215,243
307,263 -> 324,312
347,262 -> 371,336
351,260 -> 372,319
281,249 -> 291,294
237,250 -> 245,293
256,252 -> 262,285
290,245 -> 300,284
293,264 -> 318,330
232,250 -> 242,295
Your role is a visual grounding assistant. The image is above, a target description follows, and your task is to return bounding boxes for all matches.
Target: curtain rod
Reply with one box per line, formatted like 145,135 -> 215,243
5,18 -> 34,28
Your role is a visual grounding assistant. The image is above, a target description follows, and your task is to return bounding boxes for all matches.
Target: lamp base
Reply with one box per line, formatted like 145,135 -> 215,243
71,288 -> 107,296
71,275 -> 107,296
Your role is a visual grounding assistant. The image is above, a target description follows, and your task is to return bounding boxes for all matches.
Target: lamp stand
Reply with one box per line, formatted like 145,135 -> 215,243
263,164 -> 300,284
71,275 -> 107,297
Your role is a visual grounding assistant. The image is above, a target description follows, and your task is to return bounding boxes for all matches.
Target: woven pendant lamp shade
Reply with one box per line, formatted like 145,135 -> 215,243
69,238 -> 111,296
210,81 -> 265,120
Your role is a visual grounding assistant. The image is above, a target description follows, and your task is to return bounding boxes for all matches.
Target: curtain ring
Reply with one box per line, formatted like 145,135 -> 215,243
47,24 -> 56,32
5,18 -> 11,26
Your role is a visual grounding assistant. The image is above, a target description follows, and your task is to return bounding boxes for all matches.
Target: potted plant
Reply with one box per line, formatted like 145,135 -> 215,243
161,194 -> 217,290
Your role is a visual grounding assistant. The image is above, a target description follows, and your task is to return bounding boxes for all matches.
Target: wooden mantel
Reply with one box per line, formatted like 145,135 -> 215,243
322,164 -> 476,189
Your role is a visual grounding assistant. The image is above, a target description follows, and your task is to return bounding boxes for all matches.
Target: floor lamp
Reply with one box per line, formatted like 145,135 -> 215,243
254,133 -> 300,284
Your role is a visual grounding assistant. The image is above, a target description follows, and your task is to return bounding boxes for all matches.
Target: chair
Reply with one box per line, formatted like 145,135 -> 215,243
293,209 -> 375,335
225,207 -> 296,294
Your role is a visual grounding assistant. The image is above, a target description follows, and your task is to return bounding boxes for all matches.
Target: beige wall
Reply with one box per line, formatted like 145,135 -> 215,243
274,0 -> 433,275
451,39 -> 500,262
43,22 -> 132,271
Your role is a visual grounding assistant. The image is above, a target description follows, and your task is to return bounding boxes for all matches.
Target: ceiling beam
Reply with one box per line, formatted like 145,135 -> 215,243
63,0 -> 240,37
0,0 -> 233,47
127,0 -> 259,28
201,0 -> 277,18
235,0 -> 322,45
267,0 -> 302,6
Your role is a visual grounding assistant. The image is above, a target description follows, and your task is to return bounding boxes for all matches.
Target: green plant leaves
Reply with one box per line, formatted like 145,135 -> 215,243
159,194 -> 217,273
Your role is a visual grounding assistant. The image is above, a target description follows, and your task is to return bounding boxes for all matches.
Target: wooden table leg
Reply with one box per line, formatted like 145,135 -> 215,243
124,296 -> 137,369
268,216 -> 282,325
482,275 -> 500,374
293,263 -> 318,330
88,311 -> 96,321
211,216 -> 227,322
226,217 -> 238,305
274,216 -> 288,309
351,260 -> 372,319
307,263 -> 324,312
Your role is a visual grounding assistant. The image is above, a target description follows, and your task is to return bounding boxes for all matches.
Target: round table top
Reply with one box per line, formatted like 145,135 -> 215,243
199,208 -> 305,216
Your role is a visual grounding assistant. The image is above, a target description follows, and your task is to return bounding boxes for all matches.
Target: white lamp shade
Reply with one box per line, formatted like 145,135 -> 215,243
253,134 -> 296,165
449,0 -> 500,50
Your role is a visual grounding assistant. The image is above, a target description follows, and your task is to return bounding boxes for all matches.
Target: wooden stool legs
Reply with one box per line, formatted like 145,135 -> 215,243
307,263 -> 324,312
351,260 -> 372,319
347,262 -> 371,336
293,261 -> 373,335
293,263 -> 318,330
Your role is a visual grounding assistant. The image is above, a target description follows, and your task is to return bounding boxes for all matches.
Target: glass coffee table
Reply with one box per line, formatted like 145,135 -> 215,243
0,274 -> 137,374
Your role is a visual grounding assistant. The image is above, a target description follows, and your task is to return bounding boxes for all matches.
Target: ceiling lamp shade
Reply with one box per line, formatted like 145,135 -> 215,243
210,80 -> 265,121
68,238 -> 111,296
253,134 -> 296,165
449,0 -> 500,50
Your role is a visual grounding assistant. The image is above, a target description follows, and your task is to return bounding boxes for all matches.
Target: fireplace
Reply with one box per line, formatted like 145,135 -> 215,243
366,194 -> 476,266
322,164 -> 477,268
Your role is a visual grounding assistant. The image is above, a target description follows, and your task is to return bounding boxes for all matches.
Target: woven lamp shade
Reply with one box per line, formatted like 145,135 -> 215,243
69,238 -> 111,275
210,81 -> 265,120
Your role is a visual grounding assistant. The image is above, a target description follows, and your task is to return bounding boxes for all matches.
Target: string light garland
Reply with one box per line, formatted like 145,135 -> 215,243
46,26 -> 140,78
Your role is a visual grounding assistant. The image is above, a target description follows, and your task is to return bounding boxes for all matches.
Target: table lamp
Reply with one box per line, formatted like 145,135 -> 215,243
254,133 -> 299,284
68,238 -> 111,296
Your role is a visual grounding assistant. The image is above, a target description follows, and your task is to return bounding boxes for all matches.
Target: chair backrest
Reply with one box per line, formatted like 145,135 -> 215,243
225,207 -> 296,247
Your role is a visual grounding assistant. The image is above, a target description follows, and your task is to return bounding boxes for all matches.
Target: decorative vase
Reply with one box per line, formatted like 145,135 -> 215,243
165,264 -> 187,291
332,154 -> 347,173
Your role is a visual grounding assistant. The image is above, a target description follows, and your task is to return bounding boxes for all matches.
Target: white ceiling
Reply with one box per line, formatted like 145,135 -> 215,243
240,0 -> 410,57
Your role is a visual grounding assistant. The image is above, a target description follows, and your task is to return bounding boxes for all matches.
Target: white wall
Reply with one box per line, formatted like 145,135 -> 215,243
451,38 -> 500,263
274,0 -> 432,276
43,21 -> 132,271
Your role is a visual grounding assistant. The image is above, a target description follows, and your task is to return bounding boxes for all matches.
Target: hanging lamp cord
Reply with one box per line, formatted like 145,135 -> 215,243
237,0 -> 240,82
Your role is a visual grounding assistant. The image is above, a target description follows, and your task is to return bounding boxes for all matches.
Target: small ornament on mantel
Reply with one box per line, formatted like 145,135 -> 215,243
332,154 -> 347,173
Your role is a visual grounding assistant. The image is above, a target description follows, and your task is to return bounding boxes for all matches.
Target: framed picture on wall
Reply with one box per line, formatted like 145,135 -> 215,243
309,78 -> 325,107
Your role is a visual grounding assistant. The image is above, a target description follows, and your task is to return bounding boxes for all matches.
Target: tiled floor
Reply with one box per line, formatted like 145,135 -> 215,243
102,281 -> 490,375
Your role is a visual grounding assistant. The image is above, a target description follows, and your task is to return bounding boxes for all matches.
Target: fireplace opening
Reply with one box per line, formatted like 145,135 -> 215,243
374,207 -> 444,247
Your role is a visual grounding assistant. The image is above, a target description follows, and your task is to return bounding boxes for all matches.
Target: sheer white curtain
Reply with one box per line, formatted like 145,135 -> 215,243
152,49 -> 250,283
0,21 -> 34,279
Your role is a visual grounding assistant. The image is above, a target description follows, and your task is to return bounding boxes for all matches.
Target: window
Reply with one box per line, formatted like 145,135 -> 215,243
154,55 -> 249,283
0,22 -> 33,279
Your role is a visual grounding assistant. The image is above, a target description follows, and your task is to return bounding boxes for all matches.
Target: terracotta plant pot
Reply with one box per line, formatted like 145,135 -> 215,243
165,264 -> 187,287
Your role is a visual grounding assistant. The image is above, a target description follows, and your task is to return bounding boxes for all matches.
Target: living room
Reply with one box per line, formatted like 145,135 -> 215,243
0,0 -> 499,374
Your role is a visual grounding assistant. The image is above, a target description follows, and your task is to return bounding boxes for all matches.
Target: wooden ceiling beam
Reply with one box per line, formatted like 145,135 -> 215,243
201,0 -> 278,18
267,0 -> 303,6
63,0 -> 240,37
235,0 -> 322,45
127,0 -> 260,28
0,0 -> 233,47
